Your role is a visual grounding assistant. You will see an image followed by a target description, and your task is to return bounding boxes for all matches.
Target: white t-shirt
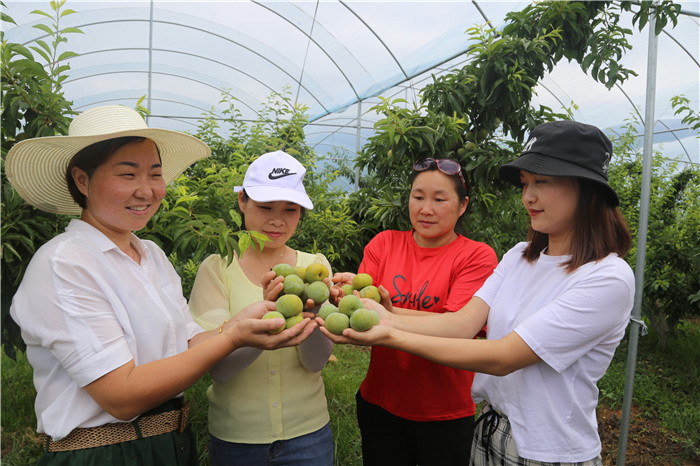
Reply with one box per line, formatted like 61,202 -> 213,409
472,242 -> 634,462
10,219 -> 203,440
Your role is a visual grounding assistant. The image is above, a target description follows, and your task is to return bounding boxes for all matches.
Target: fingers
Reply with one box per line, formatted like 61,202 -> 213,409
261,270 -> 277,287
304,298 -> 319,313
266,318 -> 317,348
263,276 -> 284,301
328,285 -> 342,302
378,285 -> 393,311
237,300 -> 277,320
331,272 -> 355,286
317,324 -> 373,346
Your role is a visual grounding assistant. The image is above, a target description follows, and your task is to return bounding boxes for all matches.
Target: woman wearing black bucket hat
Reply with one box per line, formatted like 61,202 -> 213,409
320,120 -> 635,465
7,105 -> 316,465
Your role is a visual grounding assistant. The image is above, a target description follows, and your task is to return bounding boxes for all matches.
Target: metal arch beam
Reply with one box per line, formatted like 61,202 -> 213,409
75,96 -> 210,115
153,18 -> 329,112
74,47 -> 282,107
22,16 -> 330,115
610,82 -> 693,163
653,120 -> 693,163
250,0 -> 362,99
72,97 -> 207,128
64,69 -> 261,117
662,29 -> 700,68
338,0 -> 408,79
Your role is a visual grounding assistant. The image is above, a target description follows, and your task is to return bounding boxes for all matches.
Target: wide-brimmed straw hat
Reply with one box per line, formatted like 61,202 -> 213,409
5,105 -> 211,215
498,120 -> 619,205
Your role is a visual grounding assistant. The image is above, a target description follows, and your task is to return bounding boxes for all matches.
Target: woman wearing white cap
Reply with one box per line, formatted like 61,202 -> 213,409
6,106 -> 315,465
320,120 -> 635,465
188,150 -> 334,465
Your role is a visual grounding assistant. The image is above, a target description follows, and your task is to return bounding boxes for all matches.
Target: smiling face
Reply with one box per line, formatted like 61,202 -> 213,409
409,170 -> 468,248
520,170 -> 579,253
73,139 -> 165,246
239,192 -> 301,248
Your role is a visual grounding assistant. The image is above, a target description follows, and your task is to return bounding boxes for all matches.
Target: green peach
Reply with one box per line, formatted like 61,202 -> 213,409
272,263 -> 294,278
306,281 -> 330,305
352,273 -> 373,290
283,274 -> 305,296
338,294 -> 363,317
318,303 -> 339,321
293,265 -> 307,280
325,312 -> 350,335
359,285 -> 381,303
349,308 -> 379,332
305,263 -> 329,283
262,311 -> 285,334
285,313 -> 304,329
276,294 -> 303,318
341,284 -> 355,297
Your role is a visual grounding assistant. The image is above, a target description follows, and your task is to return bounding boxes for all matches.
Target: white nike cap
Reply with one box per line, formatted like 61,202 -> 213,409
234,150 -> 313,210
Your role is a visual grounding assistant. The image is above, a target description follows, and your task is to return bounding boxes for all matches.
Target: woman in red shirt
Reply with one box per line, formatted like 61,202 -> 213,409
333,158 -> 497,465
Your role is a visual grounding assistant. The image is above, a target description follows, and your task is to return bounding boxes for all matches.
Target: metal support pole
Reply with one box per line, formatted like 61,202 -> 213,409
146,0 -> 154,122
617,4 -> 658,464
355,101 -> 362,191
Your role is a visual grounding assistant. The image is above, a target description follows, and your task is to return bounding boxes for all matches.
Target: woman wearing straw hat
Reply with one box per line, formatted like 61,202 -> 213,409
6,105 -> 316,465
320,120 -> 635,465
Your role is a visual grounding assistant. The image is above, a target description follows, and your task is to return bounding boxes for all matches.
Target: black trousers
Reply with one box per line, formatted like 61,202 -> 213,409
356,391 -> 474,466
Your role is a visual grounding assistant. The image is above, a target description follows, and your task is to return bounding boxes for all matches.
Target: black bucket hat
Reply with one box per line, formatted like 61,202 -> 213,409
498,120 -> 619,206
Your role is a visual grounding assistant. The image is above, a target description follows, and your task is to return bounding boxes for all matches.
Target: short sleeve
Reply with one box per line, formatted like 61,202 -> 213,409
515,261 -> 634,373
358,232 -> 385,277
39,245 -> 134,387
441,242 -> 497,312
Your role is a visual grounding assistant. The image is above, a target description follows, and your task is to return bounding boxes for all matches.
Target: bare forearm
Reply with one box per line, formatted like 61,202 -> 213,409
388,296 -> 489,339
389,310 -> 477,339
384,329 -> 539,375
392,306 -> 431,317
87,332 -> 235,420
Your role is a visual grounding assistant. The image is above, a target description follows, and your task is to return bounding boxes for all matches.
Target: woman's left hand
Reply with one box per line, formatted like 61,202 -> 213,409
262,271 -> 284,301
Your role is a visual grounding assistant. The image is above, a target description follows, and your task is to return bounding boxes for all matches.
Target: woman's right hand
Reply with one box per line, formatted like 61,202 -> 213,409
224,301 -> 317,350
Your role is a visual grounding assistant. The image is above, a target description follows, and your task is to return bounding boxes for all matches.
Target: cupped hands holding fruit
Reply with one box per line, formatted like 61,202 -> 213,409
262,262 -> 336,333
315,271 -> 394,340
330,271 -> 392,309
315,299 -> 394,346
226,299 -> 318,348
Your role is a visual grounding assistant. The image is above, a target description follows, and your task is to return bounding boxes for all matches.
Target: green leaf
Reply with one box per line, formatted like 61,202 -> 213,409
60,27 -> 83,35
57,51 -> 79,61
31,23 -> 53,35
30,9 -> 54,20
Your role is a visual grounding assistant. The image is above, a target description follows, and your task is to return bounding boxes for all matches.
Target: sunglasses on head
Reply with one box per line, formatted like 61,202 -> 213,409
413,158 -> 468,192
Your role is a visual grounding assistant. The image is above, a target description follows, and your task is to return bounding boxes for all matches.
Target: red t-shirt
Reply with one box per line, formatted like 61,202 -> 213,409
359,230 -> 497,421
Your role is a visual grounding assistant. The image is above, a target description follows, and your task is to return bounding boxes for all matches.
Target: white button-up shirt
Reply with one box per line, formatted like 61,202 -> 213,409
10,219 -> 203,440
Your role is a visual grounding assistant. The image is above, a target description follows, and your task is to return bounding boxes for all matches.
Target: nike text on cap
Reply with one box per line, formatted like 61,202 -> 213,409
233,150 -> 314,209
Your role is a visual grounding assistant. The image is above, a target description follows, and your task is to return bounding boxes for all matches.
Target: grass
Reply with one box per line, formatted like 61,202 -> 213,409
597,318 -> 700,460
2,320 -> 697,465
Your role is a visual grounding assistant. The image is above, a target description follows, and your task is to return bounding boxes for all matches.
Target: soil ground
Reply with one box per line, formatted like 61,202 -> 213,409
598,405 -> 698,465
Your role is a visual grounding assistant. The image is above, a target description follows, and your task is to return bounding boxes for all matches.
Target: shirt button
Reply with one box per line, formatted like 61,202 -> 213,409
272,433 -> 278,438
272,402 -> 278,408
270,370 -> 276,375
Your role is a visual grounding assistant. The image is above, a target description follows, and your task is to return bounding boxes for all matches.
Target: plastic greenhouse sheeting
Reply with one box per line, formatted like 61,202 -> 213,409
2,1 -> 698,168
